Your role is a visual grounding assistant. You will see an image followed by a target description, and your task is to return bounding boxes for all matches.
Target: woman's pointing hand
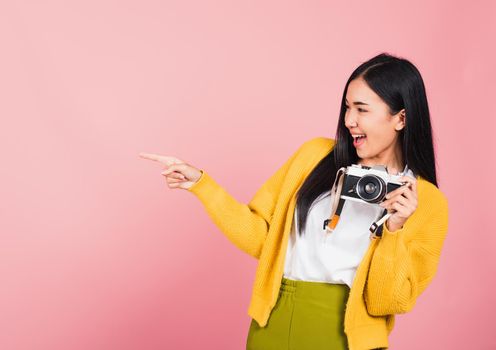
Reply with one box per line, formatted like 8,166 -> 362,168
139,152 -> 203,190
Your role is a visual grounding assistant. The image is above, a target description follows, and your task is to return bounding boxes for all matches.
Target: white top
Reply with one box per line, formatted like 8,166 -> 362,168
283,164 -> 415,288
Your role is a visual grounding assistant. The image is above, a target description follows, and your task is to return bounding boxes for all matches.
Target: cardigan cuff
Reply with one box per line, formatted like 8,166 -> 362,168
186,169 -> 208,194
376,220 -> 407,253
383,219 -> 406,235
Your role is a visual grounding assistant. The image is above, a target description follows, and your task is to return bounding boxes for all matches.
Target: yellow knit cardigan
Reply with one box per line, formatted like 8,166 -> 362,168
187,137 -> 449,350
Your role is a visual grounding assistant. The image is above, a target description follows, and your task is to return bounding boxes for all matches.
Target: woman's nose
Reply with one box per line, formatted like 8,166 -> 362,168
345,114 -> 358,128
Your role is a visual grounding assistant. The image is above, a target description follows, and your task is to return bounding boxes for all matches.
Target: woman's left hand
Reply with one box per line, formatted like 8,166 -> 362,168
379,167 -> 418,232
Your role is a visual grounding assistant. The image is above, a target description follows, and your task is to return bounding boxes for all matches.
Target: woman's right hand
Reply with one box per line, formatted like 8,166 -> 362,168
139,152 -> 203,190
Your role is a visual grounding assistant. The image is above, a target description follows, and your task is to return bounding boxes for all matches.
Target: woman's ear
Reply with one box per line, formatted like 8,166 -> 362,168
395,109 -> 406,131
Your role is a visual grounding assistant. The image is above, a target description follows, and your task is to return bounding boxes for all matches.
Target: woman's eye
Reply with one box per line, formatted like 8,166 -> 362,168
345,105 -> 366,112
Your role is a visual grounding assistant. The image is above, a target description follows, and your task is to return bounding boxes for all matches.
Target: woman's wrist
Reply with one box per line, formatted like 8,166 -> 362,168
385,219 -> 403,232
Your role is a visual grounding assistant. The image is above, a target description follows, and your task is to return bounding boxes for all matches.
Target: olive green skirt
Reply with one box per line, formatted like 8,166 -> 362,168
246,276 -> 350,350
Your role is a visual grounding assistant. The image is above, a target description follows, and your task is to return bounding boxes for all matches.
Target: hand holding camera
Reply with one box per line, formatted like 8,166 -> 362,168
379,166 -> 418,232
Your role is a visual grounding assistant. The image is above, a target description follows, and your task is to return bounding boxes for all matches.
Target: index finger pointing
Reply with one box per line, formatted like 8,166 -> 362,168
139,153 -> 185,166
139,153 -> 162,161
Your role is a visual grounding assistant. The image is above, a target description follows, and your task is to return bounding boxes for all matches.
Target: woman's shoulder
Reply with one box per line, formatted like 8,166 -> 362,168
298,136 -> 337,154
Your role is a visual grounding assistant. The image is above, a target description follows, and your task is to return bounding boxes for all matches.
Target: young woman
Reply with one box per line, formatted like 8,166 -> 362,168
140,52 -> 449,350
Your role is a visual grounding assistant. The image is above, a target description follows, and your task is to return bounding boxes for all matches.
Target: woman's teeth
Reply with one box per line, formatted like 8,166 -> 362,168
353,135 -> 367,147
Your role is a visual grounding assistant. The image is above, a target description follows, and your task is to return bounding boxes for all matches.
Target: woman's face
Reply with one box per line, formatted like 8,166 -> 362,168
344,77 -> 406,172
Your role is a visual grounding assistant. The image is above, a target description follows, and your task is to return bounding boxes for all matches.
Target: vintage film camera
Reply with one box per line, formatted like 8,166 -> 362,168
323,164 -> 408,238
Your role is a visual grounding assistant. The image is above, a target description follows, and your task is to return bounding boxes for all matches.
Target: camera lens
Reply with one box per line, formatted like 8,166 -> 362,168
364,182 -> 377,193
356,175 -> 386,203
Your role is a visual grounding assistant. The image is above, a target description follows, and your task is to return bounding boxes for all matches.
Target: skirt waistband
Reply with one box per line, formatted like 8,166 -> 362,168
280,276 -> 350,304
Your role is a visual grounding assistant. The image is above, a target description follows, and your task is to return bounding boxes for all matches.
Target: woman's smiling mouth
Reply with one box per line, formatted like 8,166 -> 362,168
351,134 -> 367,148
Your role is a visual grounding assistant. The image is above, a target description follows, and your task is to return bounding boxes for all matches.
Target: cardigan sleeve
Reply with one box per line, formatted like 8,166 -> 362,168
185,140 -> 308,259
363,191 -> 449,316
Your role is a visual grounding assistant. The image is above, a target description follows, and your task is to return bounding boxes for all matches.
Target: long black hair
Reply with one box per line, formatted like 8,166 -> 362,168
295,52 -> 438,235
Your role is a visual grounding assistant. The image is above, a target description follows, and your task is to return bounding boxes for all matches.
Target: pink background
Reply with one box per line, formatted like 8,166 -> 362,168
1,1 -> 495,349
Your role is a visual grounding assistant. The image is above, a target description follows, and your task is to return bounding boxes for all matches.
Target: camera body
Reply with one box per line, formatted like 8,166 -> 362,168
323,163 -> 408,237
340,164 -> 405,205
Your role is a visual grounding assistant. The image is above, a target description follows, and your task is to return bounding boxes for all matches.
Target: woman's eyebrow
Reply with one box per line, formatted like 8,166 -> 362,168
345,98 -> 369,106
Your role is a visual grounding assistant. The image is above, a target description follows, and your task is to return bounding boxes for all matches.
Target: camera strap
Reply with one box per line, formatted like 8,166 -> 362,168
323,167 -> 346,234
368,209 -> 391,239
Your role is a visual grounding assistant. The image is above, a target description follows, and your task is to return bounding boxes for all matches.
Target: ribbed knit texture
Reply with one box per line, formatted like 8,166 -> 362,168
187,137 -> 449,350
